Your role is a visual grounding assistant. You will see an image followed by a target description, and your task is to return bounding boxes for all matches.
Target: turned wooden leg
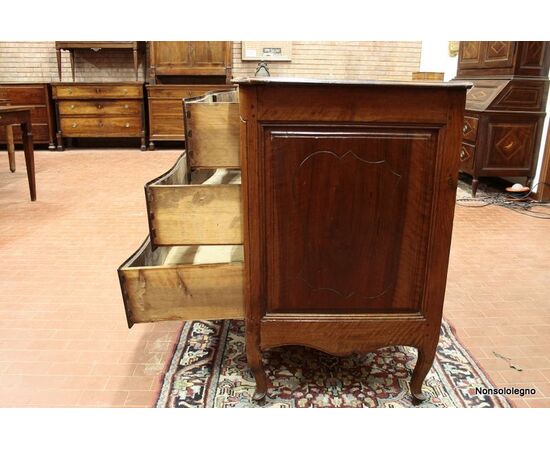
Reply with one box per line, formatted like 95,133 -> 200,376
56,131 -> 64,151
140,133 -> 147,151
471,177 -> 479,198
21,120 -> 36,201
133,47 -> 139,81
410,343 -> 437,404
70,50 -> 76,82
246,338 -> 267,401
6,124 -> 16,172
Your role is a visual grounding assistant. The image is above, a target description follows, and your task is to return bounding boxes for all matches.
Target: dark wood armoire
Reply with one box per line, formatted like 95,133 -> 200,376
455,41 -> 550,196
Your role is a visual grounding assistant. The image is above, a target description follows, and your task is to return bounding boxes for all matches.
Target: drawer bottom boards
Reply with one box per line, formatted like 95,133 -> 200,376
118,238 -> 244,327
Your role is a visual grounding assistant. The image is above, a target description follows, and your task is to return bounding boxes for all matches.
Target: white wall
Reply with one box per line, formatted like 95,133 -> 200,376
419,41 -> 458,81
420,40 -> 549,192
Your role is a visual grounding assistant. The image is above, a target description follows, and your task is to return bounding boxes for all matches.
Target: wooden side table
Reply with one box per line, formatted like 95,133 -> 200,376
0,106 -> 36,201
55,41 -> 141,81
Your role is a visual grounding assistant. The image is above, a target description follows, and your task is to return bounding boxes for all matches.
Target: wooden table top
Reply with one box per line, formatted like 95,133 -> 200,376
0,106 -> 33,113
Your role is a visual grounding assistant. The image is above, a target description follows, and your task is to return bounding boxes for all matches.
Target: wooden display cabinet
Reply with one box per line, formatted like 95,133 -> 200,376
148,41 -> 232,84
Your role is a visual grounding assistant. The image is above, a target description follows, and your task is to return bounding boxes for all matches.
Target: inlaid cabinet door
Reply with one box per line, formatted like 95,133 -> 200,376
263,127 -> 440,314
484,119 -> 539,171
459,41 -> 485,68
483,41 -> 515,68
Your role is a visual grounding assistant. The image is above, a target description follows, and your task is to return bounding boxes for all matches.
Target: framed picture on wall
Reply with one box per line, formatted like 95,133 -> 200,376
241,41 -> 292,61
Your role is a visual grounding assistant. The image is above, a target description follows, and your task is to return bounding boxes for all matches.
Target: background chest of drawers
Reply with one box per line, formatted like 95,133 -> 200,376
146,84 -> 231,150
51,82 -> 146,151
455,41 -> 550,196
0,83 -> 56,149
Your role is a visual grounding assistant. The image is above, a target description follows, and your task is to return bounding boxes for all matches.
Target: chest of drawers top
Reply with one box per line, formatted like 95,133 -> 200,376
51,82 -> 144,100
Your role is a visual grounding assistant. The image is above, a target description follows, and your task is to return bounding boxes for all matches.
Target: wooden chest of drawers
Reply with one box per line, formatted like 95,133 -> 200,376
51,83 -> 146,150
146,84 -> 233,149
119,80 -> 470,403
0,83 -> 55,149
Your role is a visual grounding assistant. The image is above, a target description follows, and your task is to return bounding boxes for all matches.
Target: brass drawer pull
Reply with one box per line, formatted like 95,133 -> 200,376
71,122 -> 77,128
70,104 -> 75,110
97,104 -> 103,109
98,122 -> 104,127
124,104 -> 129,109
125,123 -> 130,128
460,150 -> 466,160
463,124 -> 468,133
96,88 -> 101,94
123,89 -> 128,95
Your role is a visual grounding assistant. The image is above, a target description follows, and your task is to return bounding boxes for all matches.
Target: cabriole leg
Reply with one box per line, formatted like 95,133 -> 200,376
410,343 -> 437,405
247,339 -> 267,401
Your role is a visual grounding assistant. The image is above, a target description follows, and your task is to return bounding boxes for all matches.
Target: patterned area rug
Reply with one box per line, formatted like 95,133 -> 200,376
156,319 -> 511,408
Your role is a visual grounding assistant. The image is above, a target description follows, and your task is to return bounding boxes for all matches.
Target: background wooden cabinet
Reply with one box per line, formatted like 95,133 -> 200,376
51,82 -> 146,151
0,84 -> 55,149
149,41 -> 232,83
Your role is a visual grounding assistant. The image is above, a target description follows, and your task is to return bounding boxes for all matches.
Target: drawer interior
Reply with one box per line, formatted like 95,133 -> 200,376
184,89 -> 240,169
146,153 -> 242,246
119,237 -> 244,326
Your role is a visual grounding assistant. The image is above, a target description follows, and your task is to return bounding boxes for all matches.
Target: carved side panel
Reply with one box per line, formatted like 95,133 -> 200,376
485,122 -> 537,170
264,128 -> 438,314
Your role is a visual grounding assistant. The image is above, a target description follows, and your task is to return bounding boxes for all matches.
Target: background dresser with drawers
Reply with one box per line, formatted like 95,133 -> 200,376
146,84 -> 231,149
0,83 -> 56,149
51,82 -> 146,151
455,41 -> 550,196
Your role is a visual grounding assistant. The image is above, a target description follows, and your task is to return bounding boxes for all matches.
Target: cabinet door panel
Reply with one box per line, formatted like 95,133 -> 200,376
153,41 -> 191,68
485,121 -> 538,170
483,41 -> 515,68
264,127 -> 438,314
459,41 -> 485,68
192,41 -> 227,67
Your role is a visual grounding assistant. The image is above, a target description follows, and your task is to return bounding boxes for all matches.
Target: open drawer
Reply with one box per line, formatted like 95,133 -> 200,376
118,237 -> 244,327
183,89 -> 240,169
145,153 -> 242,246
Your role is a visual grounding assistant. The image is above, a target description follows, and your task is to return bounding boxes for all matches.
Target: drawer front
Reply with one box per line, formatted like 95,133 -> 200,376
0,85 -> 47,105
147,85 -> 230,99
0,123 -> 50,143
149,115 -> 184,138
149,99 -> 184,116
58,100 -> 142,116
148,184 -> 242,245
53,84 -> 142,99
459,142 -> 475,171
119,239 -> 244,326
462,116 -> 478,143
60,116 -> 142,137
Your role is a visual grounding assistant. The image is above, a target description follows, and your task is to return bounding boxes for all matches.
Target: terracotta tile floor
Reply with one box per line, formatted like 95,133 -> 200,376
1,150 -> 549,407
